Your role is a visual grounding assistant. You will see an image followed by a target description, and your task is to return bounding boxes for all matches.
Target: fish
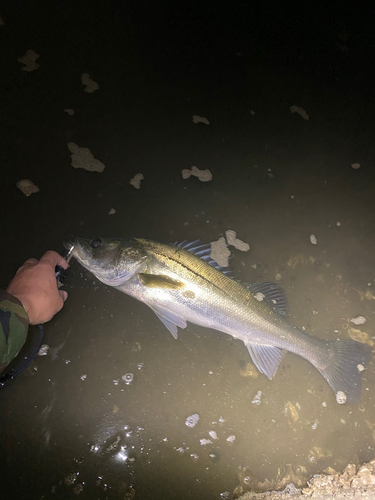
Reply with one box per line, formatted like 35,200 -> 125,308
65,237 -> 371,404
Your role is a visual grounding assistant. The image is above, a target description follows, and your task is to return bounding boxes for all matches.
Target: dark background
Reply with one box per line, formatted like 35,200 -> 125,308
1,1 -> 375,499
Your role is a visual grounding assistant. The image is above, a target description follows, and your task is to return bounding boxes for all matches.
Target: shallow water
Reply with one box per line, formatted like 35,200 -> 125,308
1,2 -> 375,499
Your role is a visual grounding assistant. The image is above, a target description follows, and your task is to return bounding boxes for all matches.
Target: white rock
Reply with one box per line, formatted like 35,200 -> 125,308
67,143 -> 105,172
192,115 -> 210,125
208,430 -> 218,440
18,50 -> 39,71
200,438 -> 213,445
310,234 -> 318,245
290,105 -> 309,120
210,237 -> 231,267
129,173 -> 144,189
225,230 -> 250,252
351,163 -> 361,169
182,165 -> 213,182
108,208 -> 116,215
185,414 -> 200,428
17,179 -> 40,196
81,73 -> 99,93
336,391 -> 347,404
350,316 -> 366,325
38,344 -> 49,356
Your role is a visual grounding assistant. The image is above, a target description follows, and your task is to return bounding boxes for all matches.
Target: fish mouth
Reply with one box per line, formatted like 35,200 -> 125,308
63,238 -> 92,263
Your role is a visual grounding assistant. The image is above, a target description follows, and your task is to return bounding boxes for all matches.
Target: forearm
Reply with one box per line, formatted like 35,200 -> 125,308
0,290 -> 29,373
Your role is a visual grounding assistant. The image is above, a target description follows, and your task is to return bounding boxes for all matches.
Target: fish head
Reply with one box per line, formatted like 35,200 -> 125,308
64,237 -> 147,287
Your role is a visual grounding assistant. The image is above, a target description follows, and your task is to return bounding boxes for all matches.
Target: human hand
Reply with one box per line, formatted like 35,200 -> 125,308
6,251 -> 69,325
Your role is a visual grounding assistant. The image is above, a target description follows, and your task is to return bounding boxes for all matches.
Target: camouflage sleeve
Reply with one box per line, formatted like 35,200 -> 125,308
0,290 -> 29,373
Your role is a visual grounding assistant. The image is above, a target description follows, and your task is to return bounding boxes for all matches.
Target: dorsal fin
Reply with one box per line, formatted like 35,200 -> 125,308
173,240 -> 233,276
245,281 -> 290,316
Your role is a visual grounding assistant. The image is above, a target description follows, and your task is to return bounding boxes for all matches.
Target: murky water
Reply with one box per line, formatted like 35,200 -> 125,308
1,2 -> 375,499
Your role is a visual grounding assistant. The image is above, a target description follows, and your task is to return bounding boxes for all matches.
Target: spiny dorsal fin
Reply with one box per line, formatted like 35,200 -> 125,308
173,240 -> 233,276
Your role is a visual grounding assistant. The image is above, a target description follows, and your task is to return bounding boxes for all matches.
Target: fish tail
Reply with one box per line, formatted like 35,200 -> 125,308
316,339 -> 371,404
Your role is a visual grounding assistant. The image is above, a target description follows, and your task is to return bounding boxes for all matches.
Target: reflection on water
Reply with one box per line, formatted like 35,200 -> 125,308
1,3 -> 375,498
2,244 -> 374,498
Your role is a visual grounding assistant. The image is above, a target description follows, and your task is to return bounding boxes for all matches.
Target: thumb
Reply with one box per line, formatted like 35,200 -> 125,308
59,290 -> 68,302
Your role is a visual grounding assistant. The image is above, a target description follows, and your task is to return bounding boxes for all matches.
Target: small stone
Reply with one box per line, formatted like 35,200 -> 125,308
252,390 -> 262,406
336,391 -> 347,404
322,401 -> 327,407
192,115 -> 210,125
351,163 -> 361,169
185,414 -> 200,428
225,230 -> 250,252
17,179 -> 40,196
357,364 -> 365,372
108,208 -> 116,215
350,316 -> 366,325
290,105 -> 309,120
208,430 -> 218,440
254,292 -> 265,302
129,173 -> 144,189
275,273 -> 282,281
226,435 -> 236,443
336,221 -> 341,226
38,344 -> 49,356
64,108 -> 75,115
18,50 -> 39,71
80,374 -> 87,380
210,237 -> 231,267
67,143 -> 105,172
81,73 -> 99,93
200,438 -> 213,445
182,166 -> 213,182
310,234 -> 318,245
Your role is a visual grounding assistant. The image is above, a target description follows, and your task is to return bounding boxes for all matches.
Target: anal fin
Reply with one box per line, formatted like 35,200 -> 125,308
245,343 -> 286,380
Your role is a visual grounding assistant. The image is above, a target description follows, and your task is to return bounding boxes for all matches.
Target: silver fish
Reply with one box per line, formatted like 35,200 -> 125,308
66,237 -> 371,404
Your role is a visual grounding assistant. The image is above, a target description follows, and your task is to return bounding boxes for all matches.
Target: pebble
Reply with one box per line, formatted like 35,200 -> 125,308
350,316 -> 366,325
310,234 -> 318,245
336,391 -> 347,405
185,414 -> 200,428
200,439 -> 213,445
38,344 -> 49,356
17,179 -> 40,196
129,173 -> 144,189
226,435 -> 236,443
208,430 -> 218,440
351,163 -> 361,169
252,390 -> 262,406
192,115 -> 210,125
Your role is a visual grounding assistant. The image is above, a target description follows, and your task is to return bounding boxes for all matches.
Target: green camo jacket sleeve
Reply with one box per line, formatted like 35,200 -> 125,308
0,290 -> 29,373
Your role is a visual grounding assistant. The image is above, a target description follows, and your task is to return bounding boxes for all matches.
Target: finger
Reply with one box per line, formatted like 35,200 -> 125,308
40,250 -> 69,270
23,258 -> 39,267
59,290 -> 68,302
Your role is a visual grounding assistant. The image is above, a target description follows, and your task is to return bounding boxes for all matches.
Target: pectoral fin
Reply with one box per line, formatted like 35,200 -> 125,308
245,343 -> 286,379
147,303 -> 187,339
139,273 -> 184,289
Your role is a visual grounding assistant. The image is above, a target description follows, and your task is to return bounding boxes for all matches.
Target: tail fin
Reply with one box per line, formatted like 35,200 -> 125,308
317,340 -> 371,404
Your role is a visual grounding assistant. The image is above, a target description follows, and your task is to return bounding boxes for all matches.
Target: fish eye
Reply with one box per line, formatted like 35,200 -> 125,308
90,238 -> 102,248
